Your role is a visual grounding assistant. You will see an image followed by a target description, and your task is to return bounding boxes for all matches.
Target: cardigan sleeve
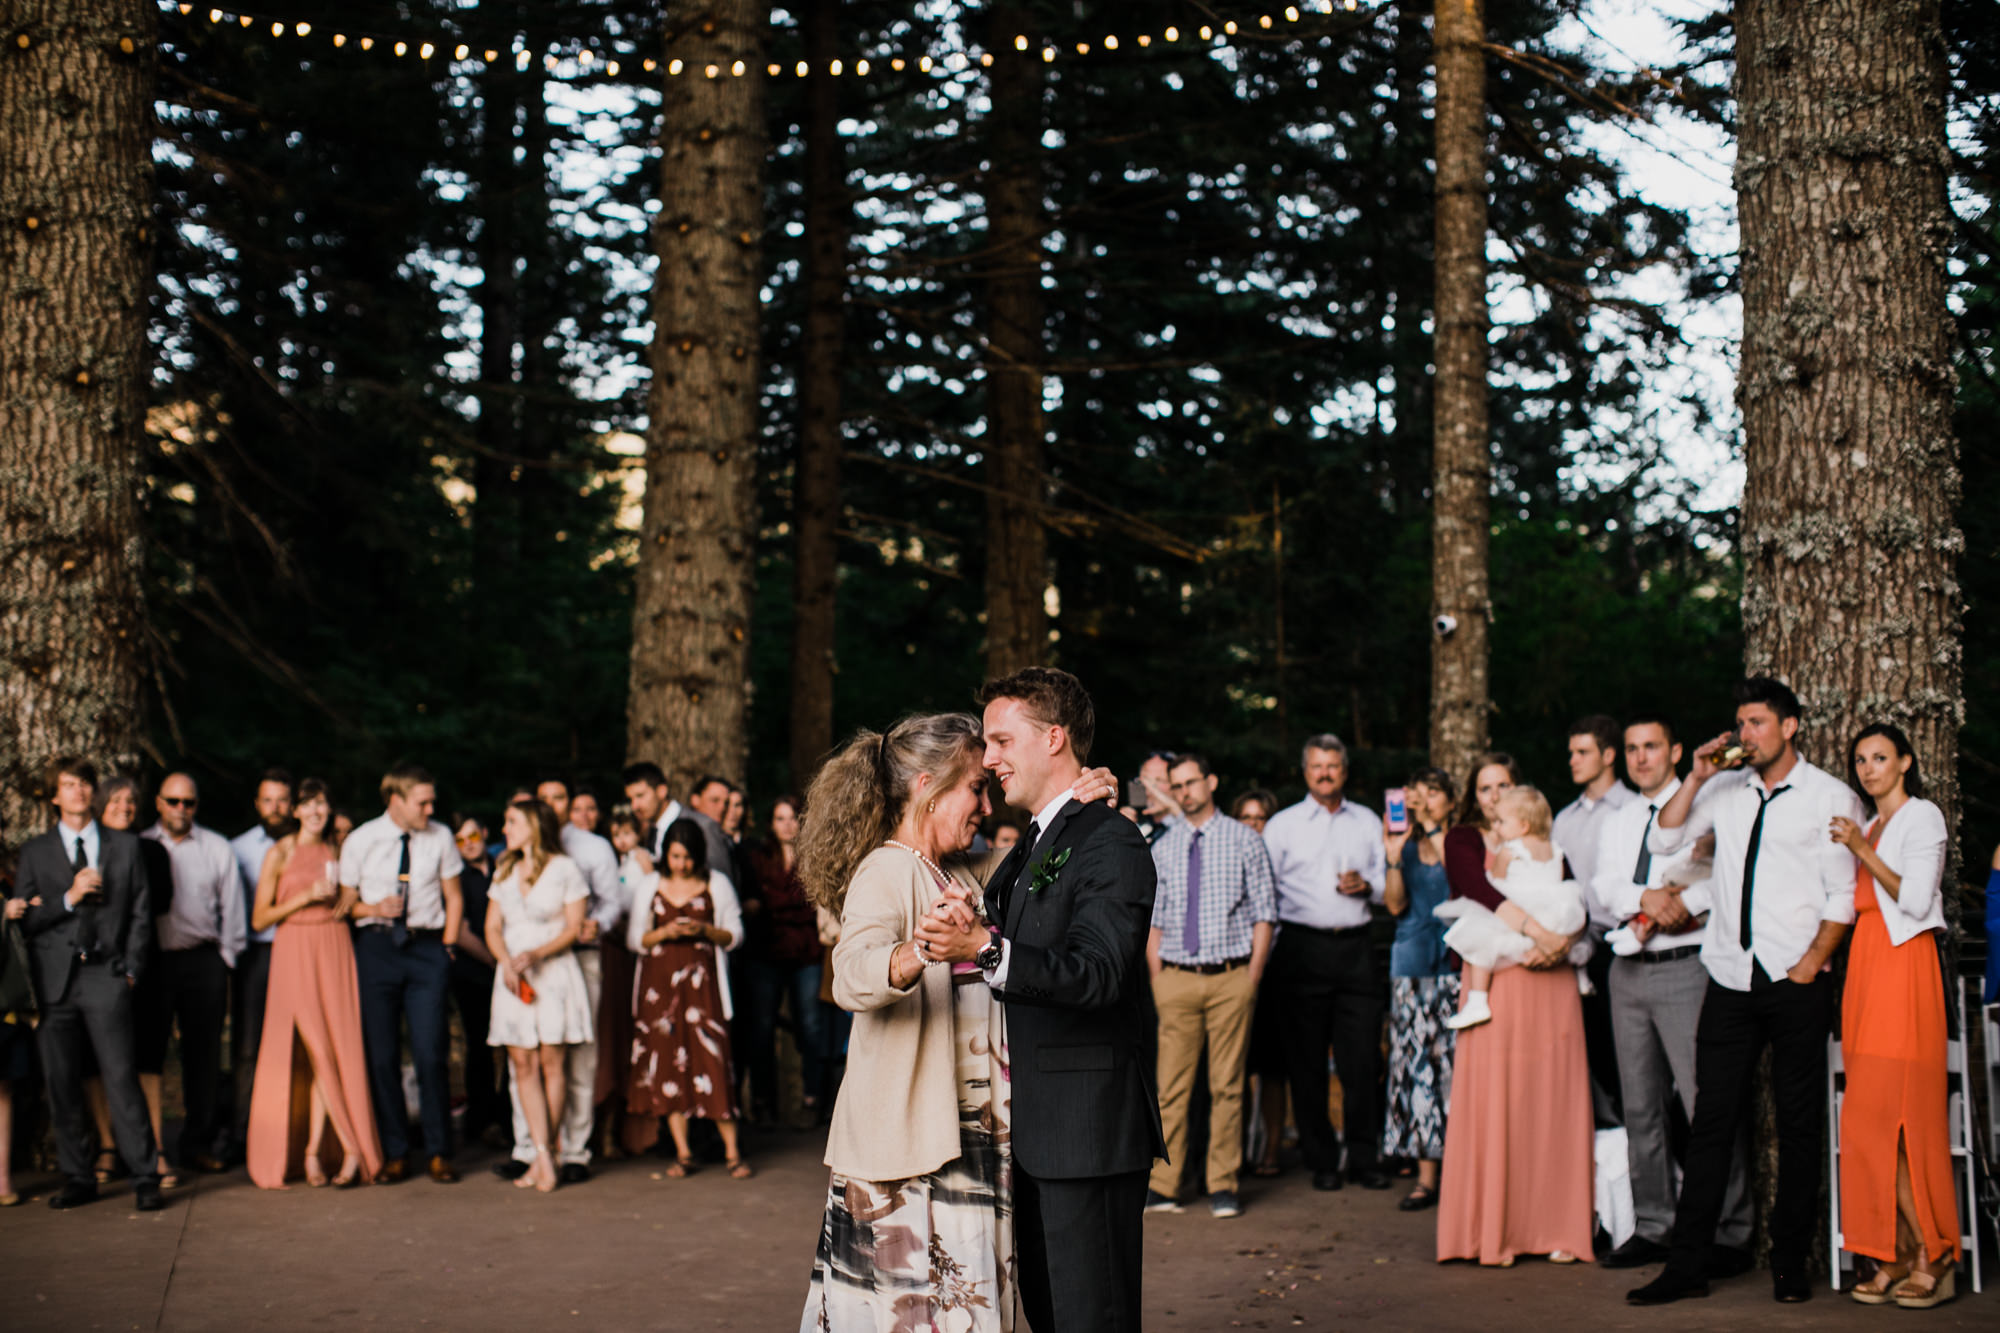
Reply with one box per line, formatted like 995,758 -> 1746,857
1444,826 -> 1502,911
1880,799 -> 1948,924
832,854 -> 925,1013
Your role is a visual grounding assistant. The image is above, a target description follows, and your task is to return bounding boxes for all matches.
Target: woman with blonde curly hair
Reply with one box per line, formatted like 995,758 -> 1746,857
797,714 -> 1115,1333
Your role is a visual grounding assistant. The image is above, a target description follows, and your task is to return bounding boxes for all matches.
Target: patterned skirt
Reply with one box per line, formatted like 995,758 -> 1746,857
801,981 -> 1012,1333
1381,973 -> 1459,1161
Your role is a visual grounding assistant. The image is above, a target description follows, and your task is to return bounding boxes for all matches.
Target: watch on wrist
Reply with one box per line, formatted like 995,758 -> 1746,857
974,936 -> 1004,971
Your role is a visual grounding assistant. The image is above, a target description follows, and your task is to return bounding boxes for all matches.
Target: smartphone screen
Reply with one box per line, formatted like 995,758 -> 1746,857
1125,779 -> 1147,809
1385,787 -> 1409,833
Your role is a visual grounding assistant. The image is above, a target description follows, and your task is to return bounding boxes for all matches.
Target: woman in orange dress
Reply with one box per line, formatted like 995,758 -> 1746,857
1435,753 -> 1597,1266
246,780 -> 382,1188
1834,724 -> 1956,1308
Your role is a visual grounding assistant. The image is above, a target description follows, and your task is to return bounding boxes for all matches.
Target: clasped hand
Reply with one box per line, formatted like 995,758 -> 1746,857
913,885 -> 988,964
66,868 -> 103,908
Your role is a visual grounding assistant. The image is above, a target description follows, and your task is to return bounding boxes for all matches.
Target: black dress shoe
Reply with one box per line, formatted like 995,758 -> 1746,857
1601,1236 -> 1671,1269
1397,1185 -> 1438,1212
491,1159 -> 530,1181
1348,1168 -> 1392,1191
1627,1270 -> 1710,1306
1706,1245 -> 1754,1280
48,1182 -> 100,1210
186,1153 -> 229,1175
558,1163 -> 591,1185
1311,1170 -> 1343,1192
134,1182 -> 165,1212
1772,1270 -> 1811,1303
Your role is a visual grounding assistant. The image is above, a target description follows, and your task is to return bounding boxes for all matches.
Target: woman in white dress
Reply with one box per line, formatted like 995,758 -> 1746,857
484,797 -> 593,1193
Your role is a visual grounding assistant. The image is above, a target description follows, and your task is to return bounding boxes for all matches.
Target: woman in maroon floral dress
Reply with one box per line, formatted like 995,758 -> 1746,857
626,819 -> 751,1178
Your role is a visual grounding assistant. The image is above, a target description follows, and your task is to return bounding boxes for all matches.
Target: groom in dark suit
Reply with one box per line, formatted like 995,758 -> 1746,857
919,667 -> 1164,1332
11,756 -> 164,1210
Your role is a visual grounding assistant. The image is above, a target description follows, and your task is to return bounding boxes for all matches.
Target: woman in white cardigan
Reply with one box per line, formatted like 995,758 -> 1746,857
1831,723 -> 1957,1308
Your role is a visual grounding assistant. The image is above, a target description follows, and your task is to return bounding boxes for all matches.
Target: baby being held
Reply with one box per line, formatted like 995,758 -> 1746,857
1433,785 -> 1588,1031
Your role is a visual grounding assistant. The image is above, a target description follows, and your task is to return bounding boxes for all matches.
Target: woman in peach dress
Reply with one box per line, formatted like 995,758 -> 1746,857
246,780 -> 382,1188
1436,754 -> 1596,1266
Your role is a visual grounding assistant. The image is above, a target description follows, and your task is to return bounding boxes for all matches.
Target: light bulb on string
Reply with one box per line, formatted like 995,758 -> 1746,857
454,44 -> 468,60
1138,34 -> 1151,46
1104,35 -> 1117,50
890,57 -> 904,70
270,21 -> 281,36
578,49 -> 592,64
177,3 -> 190,13
360,36 -> 373,50
297,22 -> 310,36
333,34 -> 346,47
607,60 -> 619,74
979,52 -> 991,66
1075,41 -> 1089,54
1260,14 -> 1273,28
1199,26 -> 1213,39
1166,26 -> 1179,40
768,62 -> 780,75
1225,21 -> 1239,35
484,49 -> 498,62
238,14 -> 250,26
1286,6 -> 1301,18
518,50 -> 532,69
1040,46 -> 1053,62
918,54 -> 931,72
730,59 -> 745,75
207,9 -> 220,22
795,59 -> 808,75
643,57 -> 656,71
704,63 -> 718,77
668,57 -> 683,74
855,59 -> 869,75
394,41 -> 407,56
419,42 -> 434,59
1014,34 -> 1027,51
830,59 -> 842,75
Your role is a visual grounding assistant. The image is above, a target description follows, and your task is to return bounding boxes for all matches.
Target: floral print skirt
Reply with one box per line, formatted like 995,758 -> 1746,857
801,981 -> 1012,1333
1381,972 -> 1459,1162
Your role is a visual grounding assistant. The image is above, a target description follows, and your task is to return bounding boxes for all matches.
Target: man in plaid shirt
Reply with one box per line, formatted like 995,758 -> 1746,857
1143,753 -> 1278,1219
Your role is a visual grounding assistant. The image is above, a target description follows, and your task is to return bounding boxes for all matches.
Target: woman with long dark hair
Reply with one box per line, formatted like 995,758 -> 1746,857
1833,723 -> 1957,1307
1380,767 -> 1458,1211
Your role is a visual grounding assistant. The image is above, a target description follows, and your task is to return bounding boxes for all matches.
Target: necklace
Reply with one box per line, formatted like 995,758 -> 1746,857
885,839 -> 950,887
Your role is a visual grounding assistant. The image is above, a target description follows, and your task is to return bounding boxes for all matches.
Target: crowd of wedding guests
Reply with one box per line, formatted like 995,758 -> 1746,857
0,673 -> 1973,1311
0,757 -> 829,1206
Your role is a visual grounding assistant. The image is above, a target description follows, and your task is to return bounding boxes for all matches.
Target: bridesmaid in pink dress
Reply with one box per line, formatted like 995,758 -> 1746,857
1436,754 -> 1597,1266
246,780 -> 383,1188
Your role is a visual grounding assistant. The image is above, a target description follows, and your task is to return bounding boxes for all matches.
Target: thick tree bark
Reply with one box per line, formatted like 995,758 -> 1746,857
788,0 -> 846,792
981,3 -> 1049,679
626,5 -> 766,795
0,0 -> 154,852
1734,0 -> 1960,1270
1428,0 -> 1492,783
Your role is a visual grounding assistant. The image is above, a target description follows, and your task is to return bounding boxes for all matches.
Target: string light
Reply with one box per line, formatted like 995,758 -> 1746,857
1104,35 -> 1118,50
360,36 -> 373,50
703,63 -> 717,78
668,57 -> 683,74
1166,26 -> 1180,40
891,57 -> 904,71
730,59 -> 745,75
333,33 -> 345,47
418,41 -> 434,59
296,21 -> 309,36
453,44 -> 468,60
1014,34 -> 1028,51
855,58 -> 869,75
829,59 -> 842,75
393,41 -> 406,57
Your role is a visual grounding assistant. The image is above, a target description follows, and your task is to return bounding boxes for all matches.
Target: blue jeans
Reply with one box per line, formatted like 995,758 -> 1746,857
353,928 -> 452,1162
742,958 -> 826,1107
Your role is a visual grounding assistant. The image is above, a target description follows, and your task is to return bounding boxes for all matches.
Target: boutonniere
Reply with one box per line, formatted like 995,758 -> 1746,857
1028,846 -> 1072,893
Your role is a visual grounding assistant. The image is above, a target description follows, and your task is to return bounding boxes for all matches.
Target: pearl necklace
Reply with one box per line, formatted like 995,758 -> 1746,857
885,839 -> 950,887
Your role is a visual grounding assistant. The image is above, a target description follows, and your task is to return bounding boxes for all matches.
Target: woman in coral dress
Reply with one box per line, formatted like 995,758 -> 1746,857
1835,724 -> 1958,1308
1435,753 -> 1597,1266
246,780 -> 382,1188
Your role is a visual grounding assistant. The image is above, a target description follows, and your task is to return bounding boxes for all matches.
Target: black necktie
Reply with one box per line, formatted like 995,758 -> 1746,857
73,835 -> 103,957
392,832 -> 412,947
990,826 -> 1036,922
1738,785 -> 1790,950
1631,805 -> 1657,885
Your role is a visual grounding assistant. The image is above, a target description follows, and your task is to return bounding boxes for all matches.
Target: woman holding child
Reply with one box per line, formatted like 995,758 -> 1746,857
1435,754 -> 1596,1267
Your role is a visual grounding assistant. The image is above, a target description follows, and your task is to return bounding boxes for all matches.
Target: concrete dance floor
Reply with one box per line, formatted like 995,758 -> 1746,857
2,1130 -> 1994,1330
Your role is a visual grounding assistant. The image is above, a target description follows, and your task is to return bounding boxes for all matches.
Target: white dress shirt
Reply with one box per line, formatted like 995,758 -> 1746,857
144,823 -> 248,968
1262,794 -> 1386,931
339,813 -> 463,930
984,786 -> 1080,989
1648,758 -> 1863,991
559,822 -> 625,935
1590,778 -> 1716,953
56,820 -> 102,904
1555,780 -> 1636,928
231,825 -> 278,944
1862,798 -> 1948,947
648,801 -> 686,859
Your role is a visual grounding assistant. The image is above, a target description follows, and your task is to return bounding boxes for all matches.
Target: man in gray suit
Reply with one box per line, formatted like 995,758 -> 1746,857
11,756 -> 164,1210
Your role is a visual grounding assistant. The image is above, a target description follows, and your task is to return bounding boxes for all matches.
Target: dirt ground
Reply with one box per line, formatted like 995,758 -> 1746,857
2,1127 -> 1994,1332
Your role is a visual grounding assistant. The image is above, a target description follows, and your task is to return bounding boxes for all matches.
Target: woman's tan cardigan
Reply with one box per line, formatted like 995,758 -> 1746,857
822,845 -> 995,1182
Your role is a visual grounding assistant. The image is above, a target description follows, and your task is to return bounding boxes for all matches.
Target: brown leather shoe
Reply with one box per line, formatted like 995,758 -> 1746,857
186,1153 -> 230,1175
375,1159 -> 411,1184
427,1156 -> 459,1184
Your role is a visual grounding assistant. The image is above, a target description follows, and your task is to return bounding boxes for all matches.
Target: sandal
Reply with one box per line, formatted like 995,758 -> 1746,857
157,1156 -> 180,1190
94,1148 -> 122,1185
305,1163 -> 329,1188
1397,1184 -> 1438,1212
1852,1261 -> 1910,1305
725,1157 -> 754,1180
1892,1265 -> 1956,1309
664,1156 -> 697,1179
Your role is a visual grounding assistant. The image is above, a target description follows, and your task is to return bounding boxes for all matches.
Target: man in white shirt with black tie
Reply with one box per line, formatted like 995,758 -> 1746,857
1591,716 -> 1752,1275
340,764 -> 464,1184
1627,678 -> 1862,1306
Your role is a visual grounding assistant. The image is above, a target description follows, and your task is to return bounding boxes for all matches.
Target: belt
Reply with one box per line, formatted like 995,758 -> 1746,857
1627,944 -> 1702,965
406,927 -> 446,940
1285,922 -> 1370,938
1164,958 -> 1249,975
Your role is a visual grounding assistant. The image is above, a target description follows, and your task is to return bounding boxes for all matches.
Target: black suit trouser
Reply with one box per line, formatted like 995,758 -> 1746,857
1270,925 -> 1383,1174
1015,1164 -> 1148,1333
133,944 -> 230,1162
231,939 -> 273,1147
354,929 -> 453,1162
37,961 -> 159,1188
1667,964 -> 1834,1279
1580,934 -> 1623,1127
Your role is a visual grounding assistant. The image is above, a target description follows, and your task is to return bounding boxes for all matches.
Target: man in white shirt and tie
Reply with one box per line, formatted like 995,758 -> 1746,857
1553,714 -> 1636,1127
339,764 -> 465,1184
1591,715 -> 1752,1274
1258,734 -> 1390,1192
1627,678 -> 1862,1306
138,772 -> 246,1174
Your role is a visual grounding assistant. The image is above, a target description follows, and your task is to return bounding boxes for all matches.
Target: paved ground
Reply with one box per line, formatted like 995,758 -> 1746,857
2,1130 -> 1994,1331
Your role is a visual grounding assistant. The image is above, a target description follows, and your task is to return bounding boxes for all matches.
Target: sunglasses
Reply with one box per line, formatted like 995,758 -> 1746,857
161,796 -> 197,808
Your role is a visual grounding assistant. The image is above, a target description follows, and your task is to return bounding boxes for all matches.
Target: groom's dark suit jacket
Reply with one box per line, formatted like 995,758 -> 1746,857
989,797 -> 1165,1179
13,825 -> 153,1001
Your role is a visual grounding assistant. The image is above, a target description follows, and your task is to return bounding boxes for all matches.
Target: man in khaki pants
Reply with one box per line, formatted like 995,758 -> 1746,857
1144,753 -> 1277,1218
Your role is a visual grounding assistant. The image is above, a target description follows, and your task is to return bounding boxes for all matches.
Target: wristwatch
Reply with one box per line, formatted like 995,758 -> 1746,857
974,934 -> 1004,972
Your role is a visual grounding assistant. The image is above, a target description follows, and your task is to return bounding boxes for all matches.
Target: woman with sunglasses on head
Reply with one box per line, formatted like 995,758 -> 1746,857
246,779 -> 382,1188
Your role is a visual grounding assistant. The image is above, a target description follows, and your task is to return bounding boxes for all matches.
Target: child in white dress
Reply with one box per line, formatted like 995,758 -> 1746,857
1434,786 -> 1587,1030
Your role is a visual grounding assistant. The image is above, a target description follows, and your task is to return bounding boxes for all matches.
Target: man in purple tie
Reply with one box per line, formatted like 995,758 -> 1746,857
1142,753 -> 1277,1219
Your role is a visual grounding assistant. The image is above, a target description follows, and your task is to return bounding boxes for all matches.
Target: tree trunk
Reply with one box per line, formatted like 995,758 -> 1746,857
1428,0 -> 1492,783
1734,0 -> 1959,1268
0,0 -> 154,852
626,5 -> 766,795
981,3 -> 1048,679
788,0 -> 846,792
